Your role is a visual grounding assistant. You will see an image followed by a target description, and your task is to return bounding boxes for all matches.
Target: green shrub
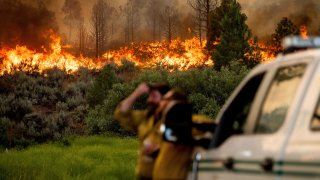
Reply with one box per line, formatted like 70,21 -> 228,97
85,82 -> 137,136
87,65 -> 120,108
0,94 -> 14,116
66,95 -> 86,110
85,105 -> 107,134
117,59 -> 137,73
0,117 -> 9,147
0,60 -> 250,144
8,98 -> 33,120
86,66 -> 247,135
56,101 -> 68,112
0,68 -> 93,148
22,113 -> 49,142
135,70 -> 168,85
189,93 -> 210,112
75,67 -> 95,82
43,67 -> 66,87
199,98 -> 220,118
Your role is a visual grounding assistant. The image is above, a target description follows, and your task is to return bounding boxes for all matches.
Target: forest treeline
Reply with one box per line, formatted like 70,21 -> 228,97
0,0 -> 311,59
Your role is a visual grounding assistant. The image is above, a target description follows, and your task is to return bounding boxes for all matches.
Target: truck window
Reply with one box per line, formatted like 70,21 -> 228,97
310,100 -> 320,131
212,72 -> 265,147
255,64 -> 307,133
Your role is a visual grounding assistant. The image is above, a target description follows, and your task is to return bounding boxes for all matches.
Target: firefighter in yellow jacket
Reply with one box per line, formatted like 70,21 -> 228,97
152,89 -> 193,179
153,89 -> 215,180
114,82 -> 170,180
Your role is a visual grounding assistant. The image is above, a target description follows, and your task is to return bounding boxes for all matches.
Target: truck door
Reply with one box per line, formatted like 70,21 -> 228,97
195,62 -> 309,180
281,60 -> 320,180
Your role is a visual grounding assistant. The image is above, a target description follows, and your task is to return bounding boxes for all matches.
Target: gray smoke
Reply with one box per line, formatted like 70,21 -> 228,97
0,0 -> 58,50
2,0 -> 319,49
48,0 -> 193,46
239,0 -> 320,38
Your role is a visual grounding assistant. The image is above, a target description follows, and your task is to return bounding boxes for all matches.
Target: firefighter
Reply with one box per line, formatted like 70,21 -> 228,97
152,89 -> 193,180
153,89 -> 214,180
114,82 -> 170,180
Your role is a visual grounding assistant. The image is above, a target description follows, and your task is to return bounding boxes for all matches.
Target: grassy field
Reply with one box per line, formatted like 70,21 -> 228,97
0,136 -> 138,180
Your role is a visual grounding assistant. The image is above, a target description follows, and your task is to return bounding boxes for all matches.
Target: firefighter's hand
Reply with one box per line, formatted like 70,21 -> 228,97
119,83 -> 149,113
133,83 -> 150,97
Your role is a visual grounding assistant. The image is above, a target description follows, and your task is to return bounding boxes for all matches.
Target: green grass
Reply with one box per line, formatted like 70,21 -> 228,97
0,136 -> 138,180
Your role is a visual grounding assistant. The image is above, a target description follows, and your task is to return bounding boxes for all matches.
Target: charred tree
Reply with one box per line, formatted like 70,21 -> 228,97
78,22 -> 87,56
121,0 -> 141,44
62,0 -> 83,44
188,0 -> 217,44
197,7 -> 203,45
147,0 -> 161,42
162,6 -> 179,44
91,0 -> 113,58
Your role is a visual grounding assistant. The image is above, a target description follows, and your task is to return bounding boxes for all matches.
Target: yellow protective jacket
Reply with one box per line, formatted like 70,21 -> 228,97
153,141 -> 193,180
114,106 -> 162,178
115,106 -> 214,179
153,114 -> 213,180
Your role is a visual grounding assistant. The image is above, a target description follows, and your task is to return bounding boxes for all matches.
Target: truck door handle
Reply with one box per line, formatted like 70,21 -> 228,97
260,158 -> 273,172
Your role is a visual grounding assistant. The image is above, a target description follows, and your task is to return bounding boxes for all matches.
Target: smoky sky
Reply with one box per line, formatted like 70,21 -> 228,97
0,0 -> 58,50
239,0 -> 320,38
1,0 -> 320,49
49,0 -> 320,40
39,0 -> 320,40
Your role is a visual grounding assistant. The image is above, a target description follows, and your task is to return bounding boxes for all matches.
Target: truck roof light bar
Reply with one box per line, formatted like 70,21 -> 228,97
282,36 -> 320,54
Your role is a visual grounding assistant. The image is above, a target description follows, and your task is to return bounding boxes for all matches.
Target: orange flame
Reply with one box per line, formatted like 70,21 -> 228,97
104,37 -> 213,71
300,25 -> 308,39
0,30 -> 275,75
0,30 -> 104,75
257,42 -> 276,62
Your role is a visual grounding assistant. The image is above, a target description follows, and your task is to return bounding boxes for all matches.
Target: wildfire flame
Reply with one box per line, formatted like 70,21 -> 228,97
104,37 -> 213,71
0,30 -> 275,75
300,25 -> 308,39
257,42 -> 276,62
0,30 -> 104,75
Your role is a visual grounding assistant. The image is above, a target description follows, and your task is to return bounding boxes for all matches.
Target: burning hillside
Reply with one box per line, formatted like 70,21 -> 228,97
0,31 -> 104,75
0,36 -> 212,74
0,31 -> 279,75
104,37 -> 213,71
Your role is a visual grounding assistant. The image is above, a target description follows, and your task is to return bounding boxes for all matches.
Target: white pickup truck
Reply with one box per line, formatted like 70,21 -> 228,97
191,36 -> 320,180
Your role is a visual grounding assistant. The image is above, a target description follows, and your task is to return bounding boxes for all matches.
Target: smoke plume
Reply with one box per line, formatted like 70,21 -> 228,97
1,0 -> 320,50
0,0 -> 58,50
239,0 -> 320,38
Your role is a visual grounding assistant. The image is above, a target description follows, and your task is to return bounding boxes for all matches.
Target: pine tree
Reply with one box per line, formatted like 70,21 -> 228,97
207,0 -> 231,51
212,0 -> 252,70
272,17 -> 299,55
